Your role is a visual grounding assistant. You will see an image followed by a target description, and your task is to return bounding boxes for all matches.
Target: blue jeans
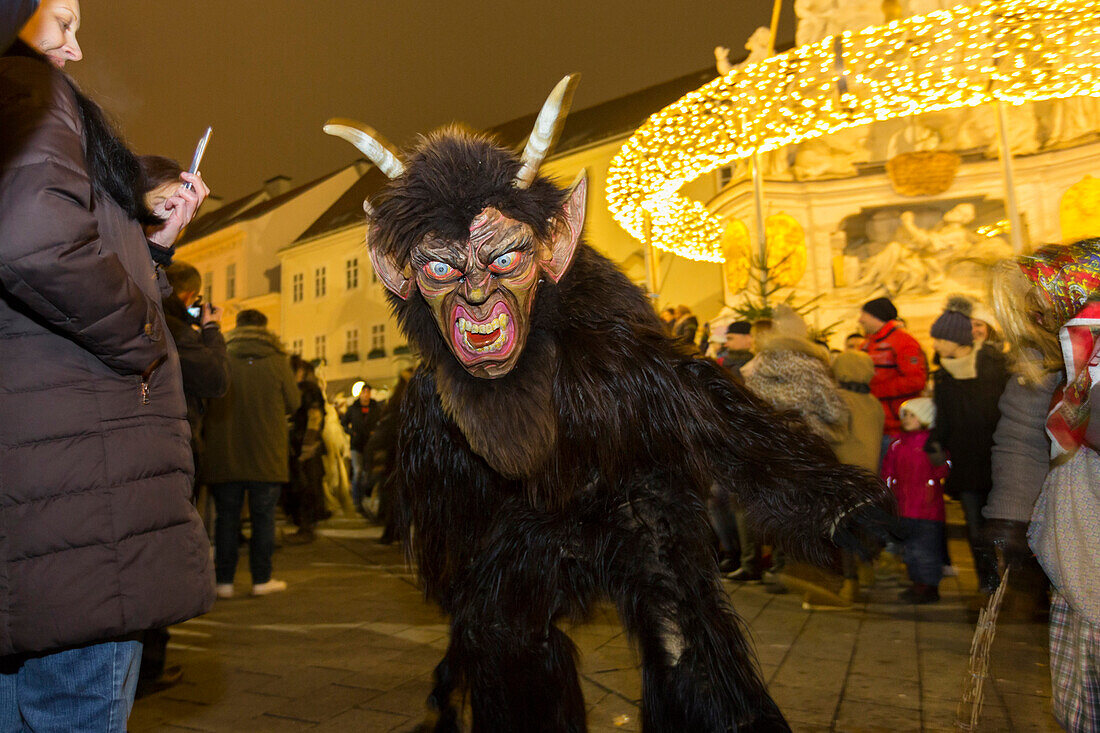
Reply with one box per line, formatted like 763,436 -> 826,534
900,517 -> 945,586
349,450 -> 367,509
0,639 -> 142,732
211,481 -> 280,585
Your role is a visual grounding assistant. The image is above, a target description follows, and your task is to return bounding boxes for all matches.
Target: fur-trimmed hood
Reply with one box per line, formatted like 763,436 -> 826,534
758,335 -> 830,365
225,325 -> 286,358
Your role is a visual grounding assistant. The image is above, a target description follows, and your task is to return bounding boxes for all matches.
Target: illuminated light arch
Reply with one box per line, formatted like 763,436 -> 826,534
606,0 -> 1100,262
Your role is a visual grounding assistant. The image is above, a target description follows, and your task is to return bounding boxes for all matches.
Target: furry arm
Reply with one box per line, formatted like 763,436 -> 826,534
688,357 -> 893,566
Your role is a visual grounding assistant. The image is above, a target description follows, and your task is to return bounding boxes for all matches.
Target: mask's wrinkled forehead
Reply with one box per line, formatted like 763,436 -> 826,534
469,208 -> 507,244
369,131 -> 567,266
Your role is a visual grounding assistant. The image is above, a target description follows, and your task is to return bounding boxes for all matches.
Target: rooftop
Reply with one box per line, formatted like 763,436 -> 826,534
290,65 -> 724,247
178,164 -> 359,245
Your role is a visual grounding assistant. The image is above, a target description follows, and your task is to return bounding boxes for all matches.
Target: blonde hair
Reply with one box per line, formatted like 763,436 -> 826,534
749,318 -> 774,352
990,259 -> 1061,383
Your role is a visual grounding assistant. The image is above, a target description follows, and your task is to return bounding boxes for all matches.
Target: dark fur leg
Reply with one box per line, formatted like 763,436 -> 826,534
425,652 -> 460,733
448,622 -> 586,733
604,492 -> 791,732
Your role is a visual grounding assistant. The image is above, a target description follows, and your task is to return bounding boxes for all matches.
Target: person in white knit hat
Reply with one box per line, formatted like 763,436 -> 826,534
881,397 -> 950,603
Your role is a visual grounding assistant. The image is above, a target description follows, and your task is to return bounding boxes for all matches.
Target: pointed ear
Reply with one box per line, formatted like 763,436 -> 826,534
541,170 -> 586,283
368,237 -> 414,300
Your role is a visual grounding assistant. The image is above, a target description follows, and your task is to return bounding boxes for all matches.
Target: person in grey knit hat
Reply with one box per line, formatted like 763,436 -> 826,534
930,302 -> 974,348
929,296 -> 1009,603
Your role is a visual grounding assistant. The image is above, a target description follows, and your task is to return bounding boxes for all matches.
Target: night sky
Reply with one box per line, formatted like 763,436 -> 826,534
68,1 -> 794,200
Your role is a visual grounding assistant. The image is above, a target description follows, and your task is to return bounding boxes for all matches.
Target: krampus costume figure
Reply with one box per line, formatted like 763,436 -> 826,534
326,76 -> 891,732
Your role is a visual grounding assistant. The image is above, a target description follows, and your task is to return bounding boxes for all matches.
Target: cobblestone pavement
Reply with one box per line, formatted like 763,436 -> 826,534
130,512 -> 1057,732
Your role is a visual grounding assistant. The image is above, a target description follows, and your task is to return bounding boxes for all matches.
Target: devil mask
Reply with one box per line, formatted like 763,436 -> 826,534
325,75 -> 585,379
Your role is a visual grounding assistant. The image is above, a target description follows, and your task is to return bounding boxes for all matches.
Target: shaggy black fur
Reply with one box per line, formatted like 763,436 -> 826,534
369,130 -> 888,732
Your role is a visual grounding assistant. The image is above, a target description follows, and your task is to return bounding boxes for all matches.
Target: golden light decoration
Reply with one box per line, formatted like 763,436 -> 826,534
1060,175 -> 1100,242
606,0 -> 1100,262
720,219 -> 752,292
721,214 -> 808,294
764,213 -> 807,287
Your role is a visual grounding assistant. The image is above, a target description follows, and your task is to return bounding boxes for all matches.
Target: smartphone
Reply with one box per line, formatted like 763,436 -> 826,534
182,126 -> 213,190
187,295 -> 204,320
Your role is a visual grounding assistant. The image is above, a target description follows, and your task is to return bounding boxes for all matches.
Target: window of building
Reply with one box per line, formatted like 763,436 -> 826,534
346,258 -> 359,289
203,271 -> 213,303
292,273 -> 304,303
370,265 -> 378,284
717,165 -> 735,189
371,324 -> 385,350
315,334 -> 326,363
346,328 -> 359,354
315,267 -> 327,298
291,338 -> 304,355
225,263 -> 236,300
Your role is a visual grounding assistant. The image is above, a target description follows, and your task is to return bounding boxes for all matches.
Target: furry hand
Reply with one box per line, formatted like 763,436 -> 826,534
829,502 -> 906,561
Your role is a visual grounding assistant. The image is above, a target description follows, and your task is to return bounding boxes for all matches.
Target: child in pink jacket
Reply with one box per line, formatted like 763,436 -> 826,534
882,397 -> 950,603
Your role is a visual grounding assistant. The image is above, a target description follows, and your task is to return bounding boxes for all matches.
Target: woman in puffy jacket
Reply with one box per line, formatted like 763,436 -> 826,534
0,2 -> 212,728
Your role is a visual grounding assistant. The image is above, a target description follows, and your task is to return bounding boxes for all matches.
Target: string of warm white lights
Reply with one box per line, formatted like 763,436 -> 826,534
606,0 -> 1100,262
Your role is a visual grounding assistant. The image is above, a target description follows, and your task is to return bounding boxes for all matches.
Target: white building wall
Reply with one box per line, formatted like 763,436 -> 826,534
279,227 -> 409,396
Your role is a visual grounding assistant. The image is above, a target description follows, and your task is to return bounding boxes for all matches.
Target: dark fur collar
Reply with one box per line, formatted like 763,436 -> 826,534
434,329 -> 558,480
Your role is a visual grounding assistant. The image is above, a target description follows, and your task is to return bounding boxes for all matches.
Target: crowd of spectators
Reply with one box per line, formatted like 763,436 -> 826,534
687,293 -> 1052,621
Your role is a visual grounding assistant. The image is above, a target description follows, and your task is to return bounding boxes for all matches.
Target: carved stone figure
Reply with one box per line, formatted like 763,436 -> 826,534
1046,96 -> 1100,149
793,124 -> 871,180
795,0 -> 836,46
851,203 -> 1011,296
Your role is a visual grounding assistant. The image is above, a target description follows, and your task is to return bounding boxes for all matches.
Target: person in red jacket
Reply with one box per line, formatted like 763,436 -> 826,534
859,297 -> 929,440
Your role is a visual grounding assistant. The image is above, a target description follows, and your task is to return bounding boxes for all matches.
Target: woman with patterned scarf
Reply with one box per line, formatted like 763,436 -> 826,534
992,238 -> 1100,731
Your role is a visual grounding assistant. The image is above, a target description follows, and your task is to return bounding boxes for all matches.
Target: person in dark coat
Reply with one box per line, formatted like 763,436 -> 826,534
341,383 -> 382,515
285,356 -> 328,543
929,297 -> 1009,597
365,368 -> 415,543
671,304 -> 699,350
715,320 -> 754,375
0,11 -> 213,728
138,260 -> 229,696
161,263 -> 230,484
204,310 -> 300,598
1,0 -> 36,54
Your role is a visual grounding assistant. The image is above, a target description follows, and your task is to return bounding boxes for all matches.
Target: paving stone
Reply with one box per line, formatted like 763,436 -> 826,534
769,683 -> 842,720
128,521 -> 1058,731
357,678 -> 434,717
262,682 -> 383,723
313,705 -> 415,731
834,699 -> 922,731
245,665 -> 358,698
841,671 -> 921,711
241,712 -> 317,730
586,667 -> 641,702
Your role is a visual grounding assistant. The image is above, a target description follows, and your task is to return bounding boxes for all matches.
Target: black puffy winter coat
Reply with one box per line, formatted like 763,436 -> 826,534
931,343 -> 1009,500
0,54 -> 214,655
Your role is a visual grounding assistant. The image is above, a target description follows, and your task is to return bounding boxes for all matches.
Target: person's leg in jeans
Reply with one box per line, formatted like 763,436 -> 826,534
730,508 -> 760,578
210,482 -> 246,586
247,481 -> 281,585
901,518 -> 945,587
706,483 -> 740,564
0,639 -> 142,733
958,490 -> 998,592
349,449 -> 365,510
304,456 -> 326,526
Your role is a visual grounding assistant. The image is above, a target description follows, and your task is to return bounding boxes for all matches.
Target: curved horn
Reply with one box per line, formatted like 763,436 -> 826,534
513,74 -> 580,189
323,118 -> 406,179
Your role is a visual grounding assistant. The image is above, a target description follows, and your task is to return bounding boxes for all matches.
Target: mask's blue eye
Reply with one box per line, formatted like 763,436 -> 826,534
424,261 -> 458,280
490,251 -> 520,273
